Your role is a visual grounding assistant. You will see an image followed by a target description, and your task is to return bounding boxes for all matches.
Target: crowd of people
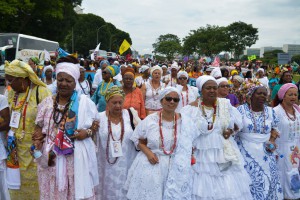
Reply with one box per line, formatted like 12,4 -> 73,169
0,54 -> 300,200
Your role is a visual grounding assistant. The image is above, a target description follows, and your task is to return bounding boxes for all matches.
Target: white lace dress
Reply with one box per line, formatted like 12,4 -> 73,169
181,98 -> 252,200
96,110 -> 137,200
125,112 -> 182,200
144,81 -> 165,111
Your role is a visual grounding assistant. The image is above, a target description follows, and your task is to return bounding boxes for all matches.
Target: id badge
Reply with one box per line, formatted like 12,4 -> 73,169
110,141 -> 123,158
9,111 -> 21,128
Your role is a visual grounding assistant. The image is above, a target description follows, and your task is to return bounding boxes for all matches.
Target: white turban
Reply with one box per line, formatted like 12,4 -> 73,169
113,61 -> 120,66
43,65 -> 54,74
216,77 -> 228,86
196,75 -> 216,91
150,65 -> 163,75
56,62 -> 80,82
158,86 -> 181,102
177,71 -> 188,79
170,62 -> 180,71
139,65 -> 150,73
161,65 -> 167,69
210,67 -> 222,79
257,68 -> 264,73
232,75 -> 244,84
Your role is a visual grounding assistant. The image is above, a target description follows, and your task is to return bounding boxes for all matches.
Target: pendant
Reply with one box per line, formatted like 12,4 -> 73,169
191,154 -> 196,165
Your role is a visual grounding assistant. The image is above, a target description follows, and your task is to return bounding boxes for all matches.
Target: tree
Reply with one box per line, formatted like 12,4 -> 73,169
63,14 -> 132,56
182,25 -> 229,57
292,54 -> 300,64
261,50 -> 284,65
225,21 -> 258,59
0,0 -> 82,43
152,34 -> 182,60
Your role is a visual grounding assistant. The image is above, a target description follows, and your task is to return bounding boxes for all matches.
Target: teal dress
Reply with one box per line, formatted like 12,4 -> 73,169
92,80 -> 121,112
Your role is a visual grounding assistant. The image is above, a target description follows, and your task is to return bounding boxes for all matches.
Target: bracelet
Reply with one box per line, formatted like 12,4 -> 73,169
86,129 -> 93,137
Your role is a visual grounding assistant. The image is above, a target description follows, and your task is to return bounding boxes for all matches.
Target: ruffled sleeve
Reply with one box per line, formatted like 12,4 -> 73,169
130,114 -> 150,148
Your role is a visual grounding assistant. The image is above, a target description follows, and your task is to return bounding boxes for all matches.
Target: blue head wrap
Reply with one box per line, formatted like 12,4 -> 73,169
106,65 -> 120,77
100,60 -> 110,68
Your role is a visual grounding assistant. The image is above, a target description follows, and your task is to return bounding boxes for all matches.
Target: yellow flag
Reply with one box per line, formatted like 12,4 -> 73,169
119,39 -> 131,55
70,52 -> 78,58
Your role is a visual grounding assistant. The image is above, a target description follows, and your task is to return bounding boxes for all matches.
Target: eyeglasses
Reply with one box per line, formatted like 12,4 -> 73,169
165,96 -> 180,103
178,77 -> 188,80
219,85 -> 230,88
6,77 -> 17,85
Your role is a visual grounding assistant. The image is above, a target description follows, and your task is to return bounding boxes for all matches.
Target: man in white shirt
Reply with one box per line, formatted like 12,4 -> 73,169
92,60 -> 110,89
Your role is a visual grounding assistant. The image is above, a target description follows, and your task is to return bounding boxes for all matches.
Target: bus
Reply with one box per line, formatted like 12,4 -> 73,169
89,49 -> 107,59
107,52 -> 117,59
0,33 -> 59,63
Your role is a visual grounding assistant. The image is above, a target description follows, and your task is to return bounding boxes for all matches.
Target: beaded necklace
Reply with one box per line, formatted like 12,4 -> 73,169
150,80 -> 161,100
106,113 -> 125,165
14,85 -> 33,141
248,103 -> 266,134
200,100 -> 217,130
159,111 -> 177,155
281,104 -> 296,121
11,87 -> 29,110
79,80 -> 90,95
181,86 -> 189,107
100,79 -> 112,96
53,94 -> 71,125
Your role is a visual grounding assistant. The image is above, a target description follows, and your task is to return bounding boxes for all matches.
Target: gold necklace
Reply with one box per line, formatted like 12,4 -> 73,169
100,79 -> 112,95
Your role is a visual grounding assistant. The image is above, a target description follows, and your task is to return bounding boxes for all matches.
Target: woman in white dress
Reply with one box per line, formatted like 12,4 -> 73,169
181,75 -> 252,200
78,66 -> 91,97
141,65 -> 165,115
274,83 -> 300,199
175,71 -> 199,112
235,81 -> 283,200
125,86 -> 198,200
135,65 -> 150,88
42,65 -> 56,95
96,86 -> 137,200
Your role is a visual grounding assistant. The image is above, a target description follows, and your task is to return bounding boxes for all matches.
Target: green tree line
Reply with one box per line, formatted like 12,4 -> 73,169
0,0 -> 132,57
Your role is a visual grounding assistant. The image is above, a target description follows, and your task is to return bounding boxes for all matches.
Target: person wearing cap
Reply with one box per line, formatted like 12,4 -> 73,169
163,62 -> 180,87
204,66 -> 213,76
92,65 -> 121,112
92,60 -> 110,90
95,86 -> 137,200
5,59 -> 51,199
141,65 -> 165,115
32,55 -> 99,200
122,68 -> 146,119
125,87 -> 198,200
217,78 -> 239,107
78,65 -> 92,97
273,83 -> 300,199
181,75 -> 252,200
135,65 -> 150,88
42,65 -> 57,95
175,71 -> 199,112
236,81 -> 283,200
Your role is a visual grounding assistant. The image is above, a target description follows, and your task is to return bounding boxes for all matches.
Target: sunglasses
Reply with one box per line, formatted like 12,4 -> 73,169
102,71 -> 109,74
165,96 -> 180,103
219,85 -> 230,88
178,77 -> 188,80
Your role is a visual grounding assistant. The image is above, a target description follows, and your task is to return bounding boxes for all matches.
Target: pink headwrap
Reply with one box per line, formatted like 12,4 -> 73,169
277,83 -> 297,100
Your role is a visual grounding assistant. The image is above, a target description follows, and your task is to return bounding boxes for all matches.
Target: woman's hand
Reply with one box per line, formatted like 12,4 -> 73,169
90,120 -> 100,133
146,151 -> 159,165
70,129 -> 88,140
32,125 -> 45,141
270,129 -> 280,142
223,129 -> 233,139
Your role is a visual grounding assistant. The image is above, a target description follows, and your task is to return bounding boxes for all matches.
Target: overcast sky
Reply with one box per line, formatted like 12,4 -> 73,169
82,0 -> 300,55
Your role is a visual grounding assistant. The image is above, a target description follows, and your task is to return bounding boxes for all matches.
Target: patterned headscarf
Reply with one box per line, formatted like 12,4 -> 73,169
30,57 -> 40,65
241,79 -> 264,99
122,67 -> 135,77
107,65 -> 120,77
105,86 -> 125,101
5,60 -> 46,87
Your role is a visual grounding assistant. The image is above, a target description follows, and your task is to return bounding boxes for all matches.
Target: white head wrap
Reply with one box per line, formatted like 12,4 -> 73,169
139,65 -> 150,73
170,62 -> 180,71
177,71 -> 189,79
161,65 -> 167,69
216,77 -> 228,86
232,75 -> 244,84
150,65 -> 163,75
56,62 -> 80,82
257,68 -> 264,73
113,61 -> 120,66
158,86 -> 181,102
43,65 -> 54,74
210,67 -> 222,79
196,75 -> 217,91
